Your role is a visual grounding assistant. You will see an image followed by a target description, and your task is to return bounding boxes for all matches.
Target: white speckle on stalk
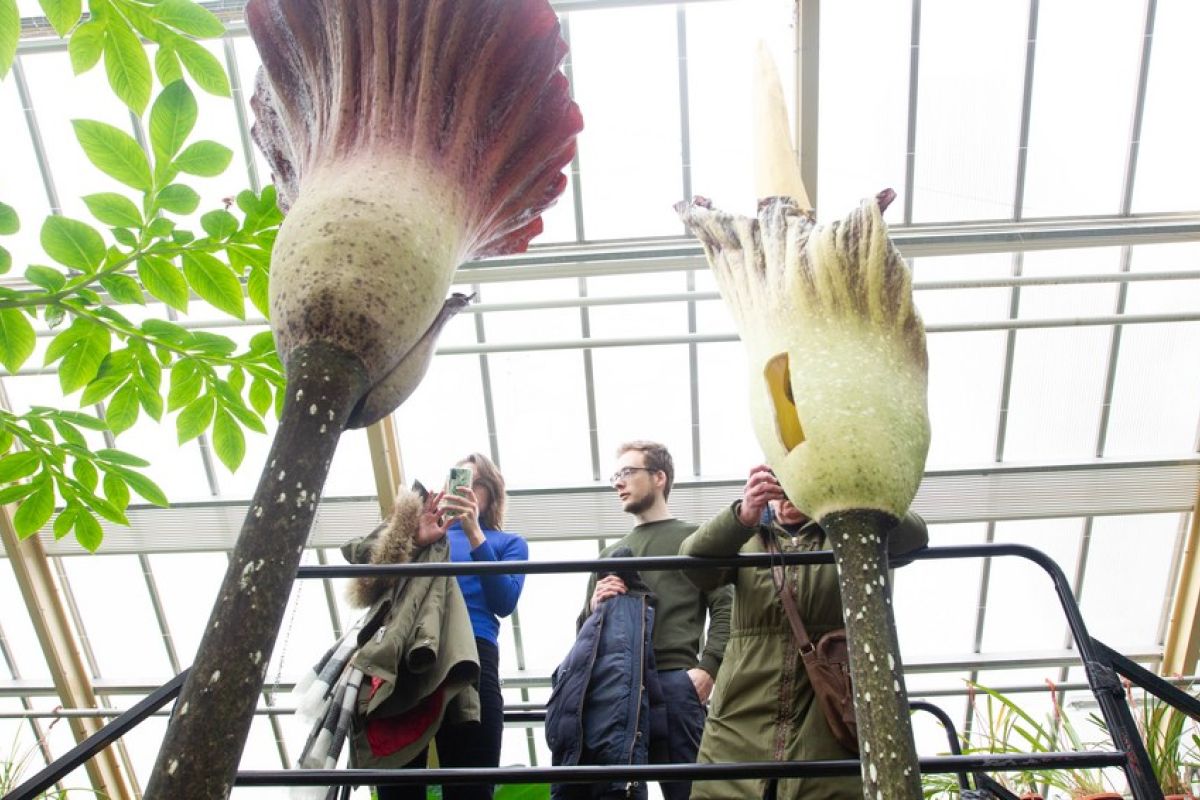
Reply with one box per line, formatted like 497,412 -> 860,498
210,670 -> 221,683
252,651 -> 262,664
894,680 -> 901,691
888,653 -> 895,669
904,767 -> 912,776
270,459 -> 276,468
319,424 -> 327,434
309,404 -> 318,415
278,492 -> 287,503
324,374 -> 330,382
253,506 -> 262,518
878,575 -> 885,585
295,389 -> 304,401
296,481 -> 302,489
855,611 -> 864,620
869,762 -> 877,782
168,759 -> 178,775
863,741 -> 870,754
328,409 -> 335,420
863,643 -> 870,654
864,692 -> 871,702
179,702 -> 189,716
240,559 -> 264,588
278,470 -> 286,481
865,584 -> 873,595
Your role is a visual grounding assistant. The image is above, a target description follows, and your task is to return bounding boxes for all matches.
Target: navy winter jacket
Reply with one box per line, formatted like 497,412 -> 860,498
545,590 -> 665,799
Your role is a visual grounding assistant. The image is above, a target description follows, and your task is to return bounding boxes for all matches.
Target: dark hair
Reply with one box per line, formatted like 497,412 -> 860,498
616,440 -> 675,500
458,452 -> 506,530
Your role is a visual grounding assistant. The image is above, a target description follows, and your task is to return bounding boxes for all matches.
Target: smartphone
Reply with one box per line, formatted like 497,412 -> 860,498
444,465 -> 473,517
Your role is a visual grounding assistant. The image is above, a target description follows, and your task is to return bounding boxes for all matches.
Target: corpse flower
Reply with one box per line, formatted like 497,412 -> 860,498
145,2 -> 581,797
675,48 -> 929,800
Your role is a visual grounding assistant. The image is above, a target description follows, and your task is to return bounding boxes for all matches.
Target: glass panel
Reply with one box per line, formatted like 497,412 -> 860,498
264,550 -> 339,686
1131,0 -> 1200,213
19,50 -> 134,224
586,273 -> 689,336
1078,513 -> 1179,647
147,552 -> 229,667
910,0 -> 1026,222
1021,0 -> 1145,217
0,560 -> 50,680
894,523 -> 989,661
591,344 -> 694,480
486,351 -> 593,487
568,5 -> 684,239
0,65 -> 53,271
232,35 -> 272,192
393,354 -> 490,491
696,342 -> 758,479
534,169 -> 580,245
683,1 -> 794,215
980,519 -> 1084,653
923,331 -> 1007,467
57,554 -> 173,678
818,0 -> 911,217
516,540 -> 595,676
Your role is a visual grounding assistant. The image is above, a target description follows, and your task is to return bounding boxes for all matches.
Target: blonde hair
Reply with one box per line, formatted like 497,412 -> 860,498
458,452 -> 507,530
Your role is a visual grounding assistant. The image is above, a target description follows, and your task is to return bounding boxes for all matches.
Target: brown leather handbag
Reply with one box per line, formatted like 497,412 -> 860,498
765,534 -> 859,753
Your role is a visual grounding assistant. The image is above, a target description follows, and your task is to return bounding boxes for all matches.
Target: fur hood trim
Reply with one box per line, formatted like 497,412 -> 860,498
347,490 -> 422,608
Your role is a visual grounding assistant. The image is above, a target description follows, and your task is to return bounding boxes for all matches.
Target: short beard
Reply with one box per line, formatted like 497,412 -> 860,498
623,494 -> 655,516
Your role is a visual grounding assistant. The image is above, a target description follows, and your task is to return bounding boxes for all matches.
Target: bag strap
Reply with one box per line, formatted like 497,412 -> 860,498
764,533 -> 816,655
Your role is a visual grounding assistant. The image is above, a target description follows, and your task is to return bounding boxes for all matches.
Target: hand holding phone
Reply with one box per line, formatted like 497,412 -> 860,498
443,465 -> 473,518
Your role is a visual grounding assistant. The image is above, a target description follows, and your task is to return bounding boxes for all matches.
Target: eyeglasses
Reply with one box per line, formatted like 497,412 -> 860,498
609,466 -> 658,486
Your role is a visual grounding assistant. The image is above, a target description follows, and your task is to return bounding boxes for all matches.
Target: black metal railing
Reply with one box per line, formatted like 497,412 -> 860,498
7,543 -> 1199,800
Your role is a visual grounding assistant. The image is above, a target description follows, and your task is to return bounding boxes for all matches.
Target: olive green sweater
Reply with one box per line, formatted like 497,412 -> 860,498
578,518 -> 733,677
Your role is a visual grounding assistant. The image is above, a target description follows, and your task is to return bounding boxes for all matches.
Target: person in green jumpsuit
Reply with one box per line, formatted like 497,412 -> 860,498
681,464 -> 928,800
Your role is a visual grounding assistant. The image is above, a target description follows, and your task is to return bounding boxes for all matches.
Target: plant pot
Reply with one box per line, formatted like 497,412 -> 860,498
1018,794 -> 1044,800
1164,794 -> 1196,800
1073,794 -> 1122,799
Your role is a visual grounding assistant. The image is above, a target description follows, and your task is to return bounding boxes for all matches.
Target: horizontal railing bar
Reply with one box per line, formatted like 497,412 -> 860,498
234,752 -> 1128,787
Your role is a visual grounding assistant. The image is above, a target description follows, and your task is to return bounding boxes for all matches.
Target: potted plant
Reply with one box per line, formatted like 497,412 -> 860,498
1124,681 -> 1200,799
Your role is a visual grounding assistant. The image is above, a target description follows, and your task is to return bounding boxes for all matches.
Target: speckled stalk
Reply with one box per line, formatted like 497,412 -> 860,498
825,509 -> 922,800
144,342 -> 367,800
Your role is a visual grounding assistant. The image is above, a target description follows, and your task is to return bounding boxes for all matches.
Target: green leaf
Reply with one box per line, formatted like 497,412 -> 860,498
174,36 -> 230,97
103,471 -> 130,511
111,227 -> 137,247
54,418 -> 86,448
246,266 -> 269,319
13,477 -> 54,537
182,252 -> 243,319
135,377 -> 163,420
0,451 -> 40,483
170,229 -> 194,245
0,200 -> 18,234
227,365 -> 245,392
154,0 -> 224,38
189,330 -> 235,355
72,119 -> 152,192
79,373 -> 125,405
220,395 -> 266,434
167,359 -> 201,411
141,318 -> 191,344
0,245 -> 9,275
82,192 -> 142,227
248,375 -> 271,416
73,510 -> 104,551
0,481 -> 38,505
174,140 -> 233,178
0,0 -> 17,79
201,209 -> 237,240
38,0 -> 82,37
57,410 -> 109,430
211,408 -> 244,471
103,16 -> 152,114
176,392 -> 214,444
0,428 -> 11,454
154,42 -> 184,85
111,466 -> 167,506
94,448 -> 149,467
25,265 -> 66,292
149,80 -> 197,165
0,308 -> 36,372
146,216 -> 175,238
99,273 -> 145,306
104,382 -> 139,434
137,254 -> 189,311
136,346 -> 162,390
155,183 -> 200,215
72,458 -> 98,492
41,216 -> 105,272
50,320 -> 111,394
52,504 -> 77,539
68,19 -> 105,74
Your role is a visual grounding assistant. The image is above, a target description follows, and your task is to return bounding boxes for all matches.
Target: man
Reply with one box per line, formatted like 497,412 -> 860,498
578,441 -> 733,800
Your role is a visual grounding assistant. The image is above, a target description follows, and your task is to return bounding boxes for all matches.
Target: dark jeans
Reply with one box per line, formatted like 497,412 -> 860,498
378,638 -> 504,800
654,669 -> 706,800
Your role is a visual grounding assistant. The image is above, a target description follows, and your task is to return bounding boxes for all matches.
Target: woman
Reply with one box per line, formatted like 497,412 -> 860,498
382,452 -> 529,800
679,465 -> 927,800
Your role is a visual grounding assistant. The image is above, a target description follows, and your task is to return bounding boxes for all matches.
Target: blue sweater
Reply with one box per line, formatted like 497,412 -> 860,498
446,520 -> 528,644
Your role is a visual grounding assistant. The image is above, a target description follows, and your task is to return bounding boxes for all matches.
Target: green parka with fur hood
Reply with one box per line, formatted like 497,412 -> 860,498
341,489 -> 481,768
